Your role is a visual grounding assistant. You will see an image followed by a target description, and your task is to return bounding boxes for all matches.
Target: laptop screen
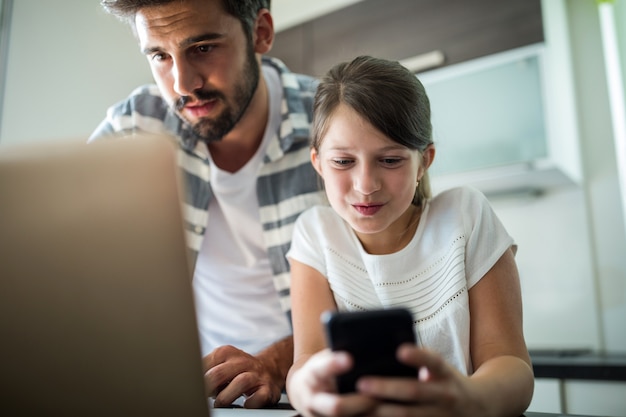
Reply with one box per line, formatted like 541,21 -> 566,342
0,135 -> 209,416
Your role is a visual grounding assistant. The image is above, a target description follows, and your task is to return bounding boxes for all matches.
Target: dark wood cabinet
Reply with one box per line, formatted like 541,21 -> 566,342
271,0 -> 544,77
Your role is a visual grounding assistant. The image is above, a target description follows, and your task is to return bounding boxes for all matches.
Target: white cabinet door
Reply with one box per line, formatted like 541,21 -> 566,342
420,43 -> 580,197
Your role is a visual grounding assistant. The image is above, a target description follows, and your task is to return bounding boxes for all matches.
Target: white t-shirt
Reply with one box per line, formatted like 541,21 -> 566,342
287,186 -> 515,375
192,66 -> 291,356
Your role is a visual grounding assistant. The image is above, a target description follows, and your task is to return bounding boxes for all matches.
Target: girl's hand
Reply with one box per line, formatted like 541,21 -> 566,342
288,348 -> 380,417
356,344 -> 485,417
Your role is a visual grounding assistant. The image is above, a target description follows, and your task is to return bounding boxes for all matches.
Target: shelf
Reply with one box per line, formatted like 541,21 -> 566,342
430,159 -> 577,198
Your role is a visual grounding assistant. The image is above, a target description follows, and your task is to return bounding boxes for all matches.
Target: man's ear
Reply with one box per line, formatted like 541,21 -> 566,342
253,9 -> 274,54
310,148 -> 323,178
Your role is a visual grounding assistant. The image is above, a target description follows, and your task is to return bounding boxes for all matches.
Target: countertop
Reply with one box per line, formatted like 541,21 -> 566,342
530,349 -> 626,381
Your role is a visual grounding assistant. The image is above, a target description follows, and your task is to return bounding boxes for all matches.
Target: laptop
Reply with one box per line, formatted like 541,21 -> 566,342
0,135 -> 298,417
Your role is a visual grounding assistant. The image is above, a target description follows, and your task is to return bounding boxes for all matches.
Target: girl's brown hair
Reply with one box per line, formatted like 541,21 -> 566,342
311,55 -> 434,206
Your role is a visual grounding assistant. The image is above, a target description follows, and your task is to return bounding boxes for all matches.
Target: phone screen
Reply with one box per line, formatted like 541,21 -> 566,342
322,308 -> 418,393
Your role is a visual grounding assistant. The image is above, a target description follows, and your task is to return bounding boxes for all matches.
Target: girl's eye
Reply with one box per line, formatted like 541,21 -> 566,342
381,158 -> 402,165
331,159 -> 353,167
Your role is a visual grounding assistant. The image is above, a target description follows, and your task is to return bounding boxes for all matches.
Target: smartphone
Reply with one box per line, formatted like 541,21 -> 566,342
321,308 -> 418,393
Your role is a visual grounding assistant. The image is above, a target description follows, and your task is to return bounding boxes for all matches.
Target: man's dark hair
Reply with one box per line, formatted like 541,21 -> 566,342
101,0 -> 271,40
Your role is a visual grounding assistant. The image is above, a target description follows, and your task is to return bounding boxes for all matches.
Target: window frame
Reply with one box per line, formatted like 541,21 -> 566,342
0,0 -> 13,138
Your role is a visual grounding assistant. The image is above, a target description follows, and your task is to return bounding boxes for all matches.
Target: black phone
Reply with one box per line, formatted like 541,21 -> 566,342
321,308 -> 418,393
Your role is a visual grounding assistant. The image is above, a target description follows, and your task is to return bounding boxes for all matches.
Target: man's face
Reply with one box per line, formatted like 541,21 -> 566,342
135,0 -> 259,142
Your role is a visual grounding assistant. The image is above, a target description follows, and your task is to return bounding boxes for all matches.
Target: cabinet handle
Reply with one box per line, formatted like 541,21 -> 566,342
400,50 -> 445,73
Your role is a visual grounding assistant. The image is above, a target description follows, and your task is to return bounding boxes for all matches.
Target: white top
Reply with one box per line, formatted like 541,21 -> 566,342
193,66 -> 291,356
287,186 -> 515,374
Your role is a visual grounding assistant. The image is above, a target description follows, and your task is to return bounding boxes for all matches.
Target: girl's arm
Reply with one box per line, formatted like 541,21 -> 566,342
286,259 -> 379,417
465,246 -> 534,417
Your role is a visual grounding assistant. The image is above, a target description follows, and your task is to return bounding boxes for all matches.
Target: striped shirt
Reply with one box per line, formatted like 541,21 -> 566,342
89,57 -> 327,316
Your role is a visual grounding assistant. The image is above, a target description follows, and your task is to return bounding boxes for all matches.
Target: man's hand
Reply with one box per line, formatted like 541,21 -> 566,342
202,336 -> 293,408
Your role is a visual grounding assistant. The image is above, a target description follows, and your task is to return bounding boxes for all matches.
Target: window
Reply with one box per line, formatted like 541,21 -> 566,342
0,0 -> 12,137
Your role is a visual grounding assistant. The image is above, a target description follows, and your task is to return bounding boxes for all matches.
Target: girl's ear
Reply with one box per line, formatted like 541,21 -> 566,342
422,145 -> 436,169
253,9 -> 274,54
418,144 -> 436,181
310,148 -> 323,178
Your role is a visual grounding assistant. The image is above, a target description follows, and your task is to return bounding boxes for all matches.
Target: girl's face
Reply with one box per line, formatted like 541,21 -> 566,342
312,103 -> 431,252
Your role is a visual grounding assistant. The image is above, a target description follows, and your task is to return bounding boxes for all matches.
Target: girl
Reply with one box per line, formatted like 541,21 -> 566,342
286,56 -> 534,417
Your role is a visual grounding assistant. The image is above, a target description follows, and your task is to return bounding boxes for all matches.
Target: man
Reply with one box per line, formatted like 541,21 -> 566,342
90,0 -> 325,408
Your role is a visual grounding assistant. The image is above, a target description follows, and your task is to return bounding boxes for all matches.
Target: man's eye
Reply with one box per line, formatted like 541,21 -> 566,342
196,44 -> 213,53
151,53 -> 167,62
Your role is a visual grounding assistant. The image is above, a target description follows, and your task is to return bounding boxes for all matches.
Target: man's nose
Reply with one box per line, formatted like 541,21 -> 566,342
172,60 -> 203,97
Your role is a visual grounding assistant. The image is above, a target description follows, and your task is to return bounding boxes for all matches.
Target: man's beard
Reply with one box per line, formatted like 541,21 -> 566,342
175,47 -> 260,144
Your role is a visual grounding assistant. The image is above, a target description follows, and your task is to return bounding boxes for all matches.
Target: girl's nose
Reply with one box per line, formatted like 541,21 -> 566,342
353,164 -> 381,195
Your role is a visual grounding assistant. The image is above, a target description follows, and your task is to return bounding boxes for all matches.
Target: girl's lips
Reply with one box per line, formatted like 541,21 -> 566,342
353,204 -> 383,216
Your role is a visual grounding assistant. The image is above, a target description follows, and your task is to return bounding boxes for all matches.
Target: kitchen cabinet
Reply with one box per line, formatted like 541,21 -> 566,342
272,0 -> 582,197
425,0 -> 583,196
528,349 -> 626,416
528,351 -> 626,416
272,0 -> 544,77
421,45 -> 547,184
529,379 -> 626,416
422,42 -> 580,196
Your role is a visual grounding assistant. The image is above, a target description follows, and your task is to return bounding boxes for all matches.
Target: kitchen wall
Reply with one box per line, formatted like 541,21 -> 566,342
0,0 -> 152,144
560,0 -> 626,353
0,0 -> 624,353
